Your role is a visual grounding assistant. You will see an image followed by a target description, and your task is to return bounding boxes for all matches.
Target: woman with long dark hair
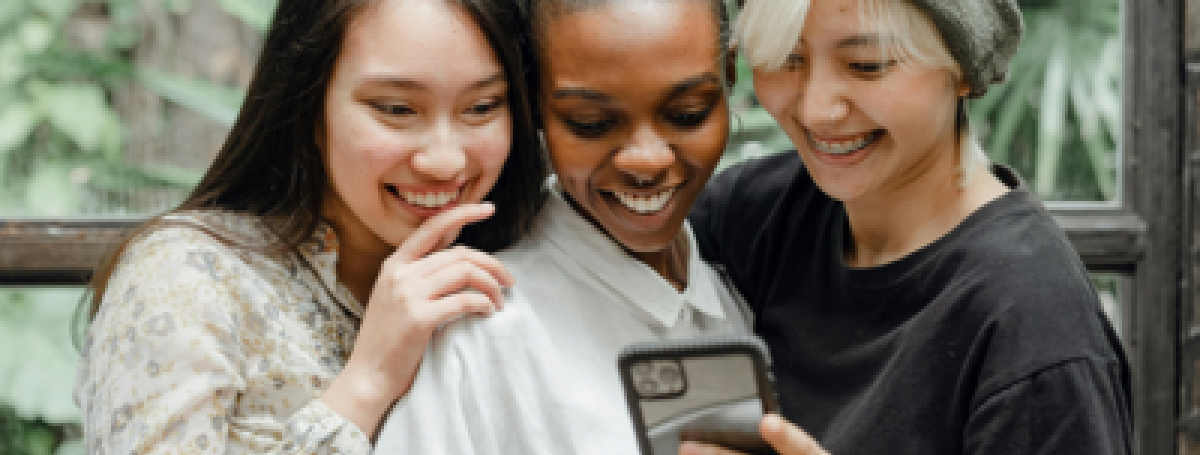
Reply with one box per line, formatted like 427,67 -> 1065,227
74,0 -> 546,452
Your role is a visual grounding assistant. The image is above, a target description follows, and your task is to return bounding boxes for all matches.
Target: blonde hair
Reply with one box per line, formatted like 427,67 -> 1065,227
736,0 -> 989,185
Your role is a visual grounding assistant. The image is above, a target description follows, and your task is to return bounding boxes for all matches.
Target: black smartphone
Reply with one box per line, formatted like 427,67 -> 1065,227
618,335 -> 779,455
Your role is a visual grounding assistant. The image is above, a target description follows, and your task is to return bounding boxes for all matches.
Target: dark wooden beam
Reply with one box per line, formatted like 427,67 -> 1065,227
1129,0 -> 1186,454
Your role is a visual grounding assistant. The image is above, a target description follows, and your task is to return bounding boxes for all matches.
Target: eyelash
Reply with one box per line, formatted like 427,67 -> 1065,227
565,118 -> 618,138
850,60 -> 897,74
667,106 -> 714,128
780,54 -> 898,75
372,102 -> 415,116
466,98 -> 507,116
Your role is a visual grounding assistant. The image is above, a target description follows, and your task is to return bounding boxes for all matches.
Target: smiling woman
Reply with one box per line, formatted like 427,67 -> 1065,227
689,0 -> 1133,454
371,0 -> 747,453
73,0 -> 546,453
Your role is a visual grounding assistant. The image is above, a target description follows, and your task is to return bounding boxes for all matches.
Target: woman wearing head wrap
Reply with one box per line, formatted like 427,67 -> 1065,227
687,0 -> 1132,453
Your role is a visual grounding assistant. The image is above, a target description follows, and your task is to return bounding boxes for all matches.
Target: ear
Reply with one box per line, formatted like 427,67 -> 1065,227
725,43 -> 739,88
955,78 -> 971,98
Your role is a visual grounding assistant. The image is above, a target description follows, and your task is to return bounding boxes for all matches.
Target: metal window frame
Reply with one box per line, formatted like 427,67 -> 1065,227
0,1 -> 1184,454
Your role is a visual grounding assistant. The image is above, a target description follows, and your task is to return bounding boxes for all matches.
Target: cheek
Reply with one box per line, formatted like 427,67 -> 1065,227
470,115 -> 514,181
752,72 -> 795,118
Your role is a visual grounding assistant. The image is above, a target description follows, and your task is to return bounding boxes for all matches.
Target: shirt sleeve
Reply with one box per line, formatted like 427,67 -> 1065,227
373,323 -> 502,455
75,231 -> 372,454
964,357 -> 1133,455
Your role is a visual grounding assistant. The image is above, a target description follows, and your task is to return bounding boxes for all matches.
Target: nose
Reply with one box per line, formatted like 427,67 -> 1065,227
612,129 -> 675,183
411,121 -> 467,181
799,61 -> 849,128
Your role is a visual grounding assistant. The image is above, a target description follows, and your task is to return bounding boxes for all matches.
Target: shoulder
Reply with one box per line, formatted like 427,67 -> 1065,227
937,192 -> 1125,394
697,152 -> 811,215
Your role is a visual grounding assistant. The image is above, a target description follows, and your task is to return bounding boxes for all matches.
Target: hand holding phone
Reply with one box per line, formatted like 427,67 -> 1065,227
618,336 -> 779,455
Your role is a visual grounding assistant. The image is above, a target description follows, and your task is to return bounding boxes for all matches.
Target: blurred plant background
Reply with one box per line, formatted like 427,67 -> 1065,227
0,0 -> 1121,453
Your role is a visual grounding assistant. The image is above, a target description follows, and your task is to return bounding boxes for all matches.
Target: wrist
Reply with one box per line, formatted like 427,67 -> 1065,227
321,366 -> 403,438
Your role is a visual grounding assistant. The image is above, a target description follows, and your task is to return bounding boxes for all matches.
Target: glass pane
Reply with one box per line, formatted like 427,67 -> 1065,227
0,287 -> 85,455
0,1 -> 272,216
1091,272 -> 1126,345
723,0 -> 1123,203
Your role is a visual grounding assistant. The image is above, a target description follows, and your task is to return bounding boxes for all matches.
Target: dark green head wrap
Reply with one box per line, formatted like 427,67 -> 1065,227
911,0 -> 1024,98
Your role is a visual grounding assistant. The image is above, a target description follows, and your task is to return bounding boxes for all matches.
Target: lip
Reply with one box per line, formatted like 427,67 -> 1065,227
596,184 -> 684,231
804,128 -> 885,167
385,182 -> 467,218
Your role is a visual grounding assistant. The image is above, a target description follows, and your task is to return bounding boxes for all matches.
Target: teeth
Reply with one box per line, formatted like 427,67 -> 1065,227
611,187 -> 676,214
397,189 -> 461,208
809,130 -> 880,155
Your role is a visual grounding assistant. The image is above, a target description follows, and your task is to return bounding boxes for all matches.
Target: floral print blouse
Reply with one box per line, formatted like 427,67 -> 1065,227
74,210 -> 372,453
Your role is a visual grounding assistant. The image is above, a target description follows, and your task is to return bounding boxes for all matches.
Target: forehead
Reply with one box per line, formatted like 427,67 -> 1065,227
338,0 -> 501,81
540,2 -> 722,90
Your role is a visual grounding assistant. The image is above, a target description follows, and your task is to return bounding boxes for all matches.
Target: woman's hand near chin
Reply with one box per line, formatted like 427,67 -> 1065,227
680,414 -> 831,455
319,202 -> 514,439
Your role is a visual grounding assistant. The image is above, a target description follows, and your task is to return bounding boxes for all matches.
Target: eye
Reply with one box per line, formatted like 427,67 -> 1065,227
564,116 -> 618,139
665,106 -> 715,129
782,53 -> 806,71
466,97 -> 507,116
849,60 -> 897,75
371,102 -> 415,116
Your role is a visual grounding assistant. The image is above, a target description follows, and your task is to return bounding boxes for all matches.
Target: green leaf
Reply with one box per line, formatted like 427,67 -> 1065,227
215,0 -> 278,32
137,68 -> 244,126
16,18 -> 52,54
0,39 -> 26,86
30,81 -> 116,152
22,161 -> 79,214
1034,15 -> 1070,198
0,100 -> 42,153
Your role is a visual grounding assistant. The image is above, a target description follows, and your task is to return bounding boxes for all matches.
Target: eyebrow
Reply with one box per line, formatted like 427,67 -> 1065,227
362,73 -> 506,91
551,73 -> 722,103
665,73 -> 723,99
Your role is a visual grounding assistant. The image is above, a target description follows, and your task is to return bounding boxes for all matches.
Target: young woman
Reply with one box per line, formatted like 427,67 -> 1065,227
73,0 -> 546,452
372,0 -> 742,453
687,0 -> 1132,453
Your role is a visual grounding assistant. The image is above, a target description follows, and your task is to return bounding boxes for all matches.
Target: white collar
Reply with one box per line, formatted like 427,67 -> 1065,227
536,185 -> 726,328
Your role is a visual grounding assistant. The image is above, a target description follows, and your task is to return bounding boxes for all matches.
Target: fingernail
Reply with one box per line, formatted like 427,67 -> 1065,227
762,413 -> 781,433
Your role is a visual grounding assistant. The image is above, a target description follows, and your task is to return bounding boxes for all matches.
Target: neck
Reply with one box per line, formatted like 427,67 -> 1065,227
843,160 -> 1007,268
335,239 -> 390,306
631,235 -> 689,293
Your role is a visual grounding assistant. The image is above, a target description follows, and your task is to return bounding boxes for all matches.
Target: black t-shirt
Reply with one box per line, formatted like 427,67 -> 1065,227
690,152 -> 1132,455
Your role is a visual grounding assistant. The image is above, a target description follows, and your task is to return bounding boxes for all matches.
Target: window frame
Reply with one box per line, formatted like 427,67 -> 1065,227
0,1 -> 1186,454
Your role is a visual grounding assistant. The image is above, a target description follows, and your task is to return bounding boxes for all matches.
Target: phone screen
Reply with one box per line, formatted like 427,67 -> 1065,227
620,338 -> 777,455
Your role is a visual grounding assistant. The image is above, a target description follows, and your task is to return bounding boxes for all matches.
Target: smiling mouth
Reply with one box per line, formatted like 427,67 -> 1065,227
605,187 -> 677,215
807,129 -> 886,155
387,186 -> 463,209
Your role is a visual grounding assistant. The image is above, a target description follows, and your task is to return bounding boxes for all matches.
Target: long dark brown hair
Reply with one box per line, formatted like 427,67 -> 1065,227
84,0 -> 547,320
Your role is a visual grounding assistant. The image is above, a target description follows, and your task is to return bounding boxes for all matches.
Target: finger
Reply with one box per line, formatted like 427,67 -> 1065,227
437,291 -> 498,318
423,262 -> 506,311
761,414 -> 828,455
391,203 -> 495,264
404,246 -> 514,288
678,441 -> 743,455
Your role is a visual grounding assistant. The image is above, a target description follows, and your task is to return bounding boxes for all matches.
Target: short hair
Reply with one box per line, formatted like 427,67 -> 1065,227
737,0 -> 988,184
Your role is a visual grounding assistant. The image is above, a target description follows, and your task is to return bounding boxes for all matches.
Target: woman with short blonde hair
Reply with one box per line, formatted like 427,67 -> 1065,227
688,0 -> 1132,453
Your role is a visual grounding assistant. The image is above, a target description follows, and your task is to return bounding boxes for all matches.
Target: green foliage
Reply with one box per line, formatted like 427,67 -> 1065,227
0,288 -> 85,455
0,0 -> 261,216
969,0 -> 1121,201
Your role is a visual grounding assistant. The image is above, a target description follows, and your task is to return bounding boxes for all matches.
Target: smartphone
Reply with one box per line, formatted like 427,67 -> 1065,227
618,335 -> 779,455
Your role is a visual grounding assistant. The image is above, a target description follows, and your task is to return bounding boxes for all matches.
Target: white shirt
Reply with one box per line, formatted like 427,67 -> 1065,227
373,190 -> 744,455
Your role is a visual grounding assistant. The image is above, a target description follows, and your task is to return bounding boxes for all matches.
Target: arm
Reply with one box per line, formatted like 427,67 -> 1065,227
964,358 -> 1133,455
76,232 -> 370,454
